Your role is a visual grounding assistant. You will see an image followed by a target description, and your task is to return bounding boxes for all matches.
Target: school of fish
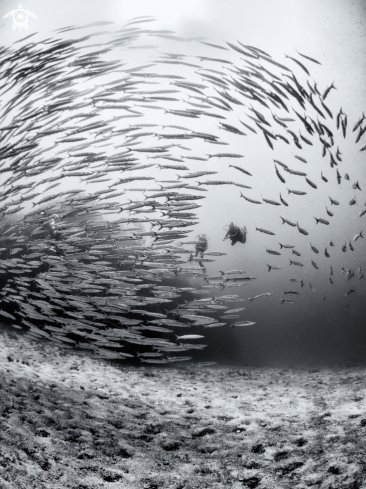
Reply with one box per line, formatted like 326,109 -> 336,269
0,17 -> 364,364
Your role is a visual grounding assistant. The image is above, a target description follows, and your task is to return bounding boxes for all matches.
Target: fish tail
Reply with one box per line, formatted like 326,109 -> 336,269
289,259 -> 293,265
281,299 -> 284,304
287,188 -> 290,195
219,271 -> 224,275
239,191 -> 244,198
267,265 -> 271,272
279,243 -> 283,249
361,231 -> 364,238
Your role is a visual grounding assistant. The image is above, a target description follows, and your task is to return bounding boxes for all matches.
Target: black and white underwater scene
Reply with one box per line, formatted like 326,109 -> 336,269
0,0 -> 366,487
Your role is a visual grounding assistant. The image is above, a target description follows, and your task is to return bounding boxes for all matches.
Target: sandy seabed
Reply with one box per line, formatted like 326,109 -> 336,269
0,329 -> 365,489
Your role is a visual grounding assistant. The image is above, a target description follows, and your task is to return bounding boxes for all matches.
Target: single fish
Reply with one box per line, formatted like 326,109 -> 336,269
288,188 -> 307,196
290,259 -> 304,267
314,217 -> 330,225
266,265 -> 282,271
352,113 -> 365,132
297,222 -> 309,235
266,248 -> 281,255
0,310 -> 16,320
296,50 -> 321,65
345,287 -> 355,296
353,231 -> 363,241
322,81 -> 336,100
224,308 -> 246,314
281,298 -> 297,304
305,178 -> 317,189
231,321 -> 256,327
329,197 -> 340,205
262,196 -> 281,206
279,194 -> 288,206
176,335 -> 205,340
229,165 -> 252,176
219,270 -> 247,275
280,243 -> 295,249
240,192 -> 262,204
284,54 -> 310,75
248,293 -> 273,302
274,159 -> 288,169
280,216 -> 297,227
256,226 -> 275,235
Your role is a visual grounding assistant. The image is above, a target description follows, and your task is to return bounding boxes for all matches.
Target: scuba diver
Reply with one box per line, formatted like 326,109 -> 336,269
45,214 -> 63,240
195,234 -> 208,257
223,222 -> 247,246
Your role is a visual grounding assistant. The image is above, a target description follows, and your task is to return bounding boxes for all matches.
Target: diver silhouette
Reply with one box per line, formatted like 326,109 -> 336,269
195,234 -> 208,257
223,222 -> 247,246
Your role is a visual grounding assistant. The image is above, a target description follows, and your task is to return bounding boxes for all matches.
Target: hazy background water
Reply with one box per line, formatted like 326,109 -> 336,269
1,0 -> 366,366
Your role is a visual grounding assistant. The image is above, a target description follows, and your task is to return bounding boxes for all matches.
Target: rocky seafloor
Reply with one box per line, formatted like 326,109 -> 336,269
0,328 -> 365,489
